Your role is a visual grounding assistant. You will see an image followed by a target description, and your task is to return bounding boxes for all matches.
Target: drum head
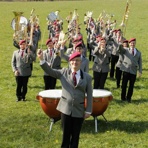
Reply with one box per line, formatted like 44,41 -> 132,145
93,89 -> 112,98
38,90 -> 62,98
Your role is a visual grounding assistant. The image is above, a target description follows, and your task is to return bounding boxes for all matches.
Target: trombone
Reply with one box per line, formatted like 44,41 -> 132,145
120,0 -> 132,36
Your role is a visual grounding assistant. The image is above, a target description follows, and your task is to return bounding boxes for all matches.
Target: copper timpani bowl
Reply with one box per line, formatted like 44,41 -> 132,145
36,89 -> 113,119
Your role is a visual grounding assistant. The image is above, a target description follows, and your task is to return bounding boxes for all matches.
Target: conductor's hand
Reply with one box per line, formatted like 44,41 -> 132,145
138,72 -> 142,78
37,49 -> 43,61
84,113 -> 91,119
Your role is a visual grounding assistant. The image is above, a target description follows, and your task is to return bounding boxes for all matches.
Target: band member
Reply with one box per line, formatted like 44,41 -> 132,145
92,37 -> 111,89
110,29 -> 125,79
37,50 -> 93,148
115,40 -> 128,88
43,38 -> 61,90
61,41 -> 89,73
11,40 -> 35,102
119,38 -> 142,102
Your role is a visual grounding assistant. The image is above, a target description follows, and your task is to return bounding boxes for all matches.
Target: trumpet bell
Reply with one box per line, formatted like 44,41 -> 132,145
11,16 -> 28,30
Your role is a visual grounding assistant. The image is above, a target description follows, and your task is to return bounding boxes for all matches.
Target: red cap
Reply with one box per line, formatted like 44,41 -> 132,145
19,40 -> 26,45
73,36 -> 82,42
116,29 -> 121,32
123,40 -> 128,43
112,29 -> 117,33
46,38 -> 52,45
75,42 -> 83,49
69,52 -> 81,61
129,38 -> 136,43
53,21 -> 57,25
96,35 -> 101,38
100,37 -> 106,41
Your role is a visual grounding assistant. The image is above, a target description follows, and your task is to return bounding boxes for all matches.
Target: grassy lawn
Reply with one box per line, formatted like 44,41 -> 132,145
0,0 -> 148,147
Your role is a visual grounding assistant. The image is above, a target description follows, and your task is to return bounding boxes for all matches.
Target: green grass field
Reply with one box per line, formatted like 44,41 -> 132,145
0,0 -> 148,147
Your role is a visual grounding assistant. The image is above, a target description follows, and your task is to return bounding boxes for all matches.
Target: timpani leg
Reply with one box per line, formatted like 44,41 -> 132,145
102,114 -> 108,122
49,118 -> 54,132
94,116 -> 98,133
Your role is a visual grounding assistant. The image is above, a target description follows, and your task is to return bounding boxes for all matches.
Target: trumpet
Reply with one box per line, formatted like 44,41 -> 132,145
120,0 -> 132,36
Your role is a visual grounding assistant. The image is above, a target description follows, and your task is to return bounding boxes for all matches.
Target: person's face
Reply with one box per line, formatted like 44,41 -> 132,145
123,42 -> 129,48
69,57 -> 81,71
47,41 -> 54,49
75,46 -> 83,54
20,43 -> 26,50
100,39 -> 106,48
129,41 -> 136,49
116,31 -> 121,37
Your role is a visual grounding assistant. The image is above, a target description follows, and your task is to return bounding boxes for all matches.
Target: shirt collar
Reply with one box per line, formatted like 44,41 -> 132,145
72,69 -> 80,75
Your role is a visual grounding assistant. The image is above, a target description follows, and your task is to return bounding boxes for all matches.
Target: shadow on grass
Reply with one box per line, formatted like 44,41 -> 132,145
113,98 -> 148,105
82,118 -> 148,134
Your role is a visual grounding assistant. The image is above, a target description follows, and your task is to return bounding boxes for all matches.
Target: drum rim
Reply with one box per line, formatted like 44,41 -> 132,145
37,89 -> 112,98
38,90 -> 62,98
92,89 -> 112,98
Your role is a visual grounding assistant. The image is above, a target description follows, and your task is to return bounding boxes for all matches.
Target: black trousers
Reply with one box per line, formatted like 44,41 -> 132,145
87,43 -> 94,62
93,71 -> 108,89
121,72 -> 136,101
43,75 -> 57,90
15,76 -> 30,99
61,113 -> 84,148
110,54 -> 119,78
116,67 -> 123,87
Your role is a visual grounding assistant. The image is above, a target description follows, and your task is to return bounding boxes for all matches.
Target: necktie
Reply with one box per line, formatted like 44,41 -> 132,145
132,48 -> 134,55
50,50 -> 52,56
72,72 -> 77,86
21,51 -> 24,57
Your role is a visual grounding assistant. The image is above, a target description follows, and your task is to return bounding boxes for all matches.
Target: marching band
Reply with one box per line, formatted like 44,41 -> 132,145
11,2 -> 142,104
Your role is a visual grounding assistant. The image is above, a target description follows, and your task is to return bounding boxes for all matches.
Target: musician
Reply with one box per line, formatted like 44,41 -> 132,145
37,50 -> 93,148
118,38 -> 142,102
43,38 -> 61,90
115,40 -> 128,88
11,40 -> 35,102
61,41 -> 89,73
86,20 -> 97,61
33,25 -> 41,51
110,29 -> 125,79
92,37 -> 111,89
66,36 -> 83,56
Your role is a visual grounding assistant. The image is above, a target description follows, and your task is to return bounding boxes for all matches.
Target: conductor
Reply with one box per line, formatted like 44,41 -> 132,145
37,49 -> 93,148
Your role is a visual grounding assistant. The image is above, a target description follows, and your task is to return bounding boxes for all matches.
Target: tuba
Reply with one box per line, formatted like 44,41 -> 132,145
11,11 -> 28,44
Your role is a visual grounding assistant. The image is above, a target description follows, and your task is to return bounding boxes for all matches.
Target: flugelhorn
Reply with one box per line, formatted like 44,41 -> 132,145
11,11 -> 28,43
120,0 -> 132,36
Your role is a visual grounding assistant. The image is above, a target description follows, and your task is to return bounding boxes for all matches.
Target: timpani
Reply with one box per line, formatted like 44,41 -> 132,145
36,89 -> 113,132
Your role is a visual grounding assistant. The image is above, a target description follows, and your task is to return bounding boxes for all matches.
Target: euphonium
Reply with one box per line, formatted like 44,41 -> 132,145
11,11 -> 28,43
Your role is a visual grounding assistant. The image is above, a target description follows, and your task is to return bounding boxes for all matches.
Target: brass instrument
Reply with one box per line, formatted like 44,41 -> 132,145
25,9 -> 39,63
28,8 -> 40,46
11,11 -> 28,43
120,0 -> 132,36
28,8 -> 36,46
